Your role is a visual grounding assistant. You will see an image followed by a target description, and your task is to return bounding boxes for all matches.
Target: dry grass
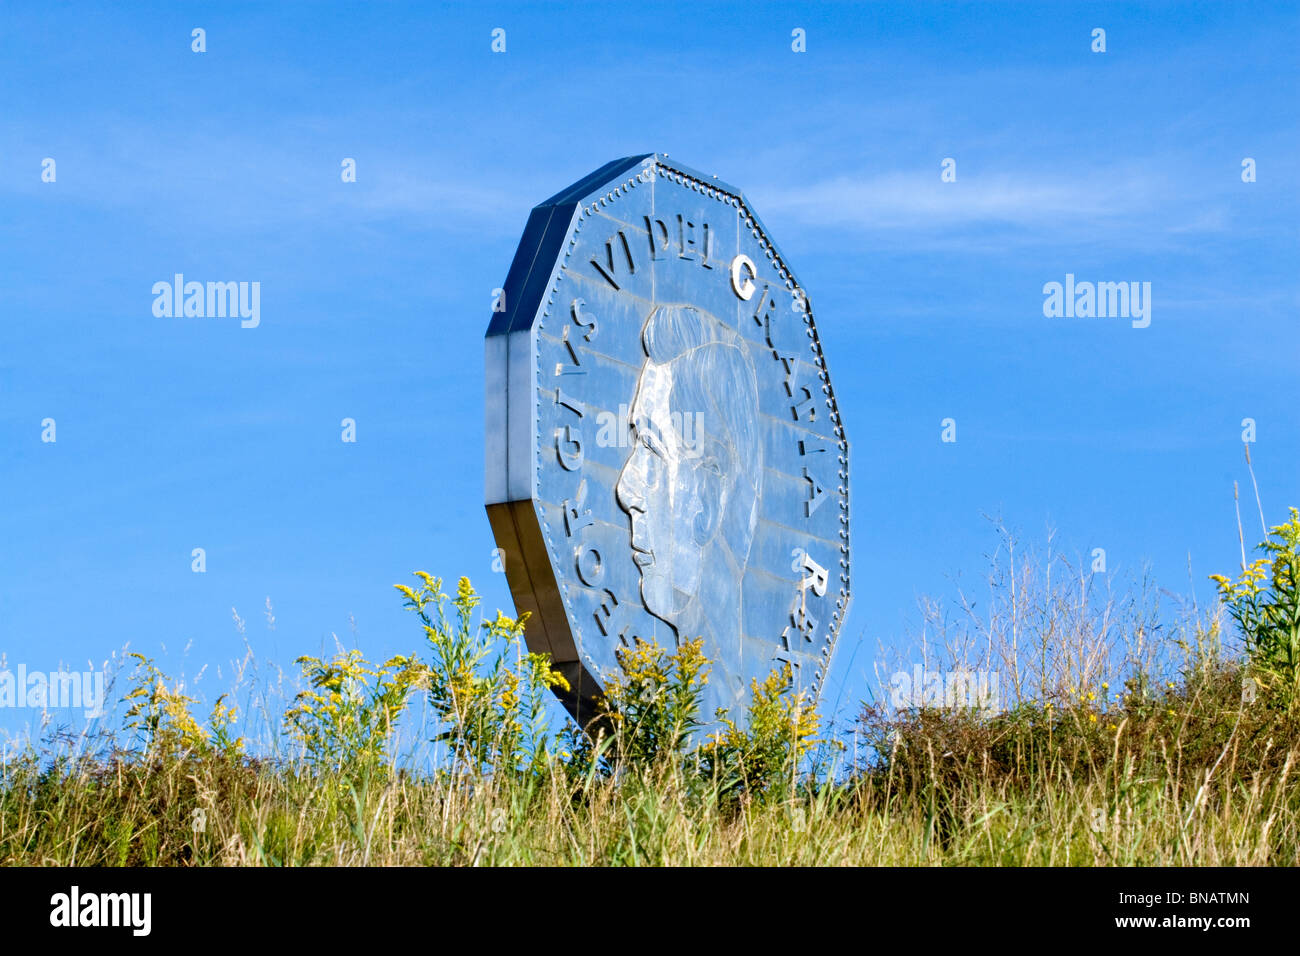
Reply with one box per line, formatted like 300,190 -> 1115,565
3,522 -> 1298,866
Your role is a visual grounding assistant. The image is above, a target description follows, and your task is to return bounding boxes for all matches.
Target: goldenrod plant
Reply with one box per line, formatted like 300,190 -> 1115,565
395,573 -> 568,776
1210,508 -> 1300,706
123,653 -> 224,758
208,694 -> 245,758
699,664 -> 821,800
588,637 -> 710,769
3,527 -> 1300,865
284,650 -> 426,773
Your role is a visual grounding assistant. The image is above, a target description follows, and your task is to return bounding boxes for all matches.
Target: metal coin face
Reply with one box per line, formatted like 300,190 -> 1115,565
486,154 -> 850,723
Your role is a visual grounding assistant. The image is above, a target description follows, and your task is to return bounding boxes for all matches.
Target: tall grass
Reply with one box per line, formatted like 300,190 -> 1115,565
2,513 -> 1298,866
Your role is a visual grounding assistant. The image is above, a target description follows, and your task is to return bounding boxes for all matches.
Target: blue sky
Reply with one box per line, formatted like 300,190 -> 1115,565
1,1 -> 1296,744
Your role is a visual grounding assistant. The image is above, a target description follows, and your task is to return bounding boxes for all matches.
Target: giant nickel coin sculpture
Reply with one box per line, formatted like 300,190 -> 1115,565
485,154 -> 850,724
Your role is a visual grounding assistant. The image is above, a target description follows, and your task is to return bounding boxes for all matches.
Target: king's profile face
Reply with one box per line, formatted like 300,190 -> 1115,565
615,359 -> 718,624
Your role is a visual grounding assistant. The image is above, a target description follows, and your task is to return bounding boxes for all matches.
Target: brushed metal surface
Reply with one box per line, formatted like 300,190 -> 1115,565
485,154 -> 851,725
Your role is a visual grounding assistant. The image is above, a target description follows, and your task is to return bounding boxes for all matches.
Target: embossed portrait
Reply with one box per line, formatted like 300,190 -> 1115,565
615,304 -> 762,701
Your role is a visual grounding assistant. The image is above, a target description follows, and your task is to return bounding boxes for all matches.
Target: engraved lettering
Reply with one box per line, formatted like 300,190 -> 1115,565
776,351 -> 800,397
752,284 -> 778,327
555,387 -> 585,418
556,424 -> 583,470
645,216 -> 672,260
562,323 -> 581,366
590,230 -> 636,289
563,478 -> 594,536
570,298 -> 598,341
792,603 -> 818,641
802,466 -> 827,516
575,545 -> 604,586
799,551 -> 829,597
593,587 -> 642,643
594,588 -> 618,636
677,214 -> 697,261
730,254 -> 757,300
791,386 -> 817,421
554,324 -> 586,377
774,628 -> 803,685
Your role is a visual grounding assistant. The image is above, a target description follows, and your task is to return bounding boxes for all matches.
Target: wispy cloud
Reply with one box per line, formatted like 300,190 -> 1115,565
756,167 -> 1177,236
0,118 -> 529,237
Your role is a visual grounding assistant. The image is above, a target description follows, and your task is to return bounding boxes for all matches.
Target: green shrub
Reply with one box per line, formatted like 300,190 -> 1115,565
586,637 -> 710,770
699,665 -> 821,800
284,649 -> 426,774
123,652 -> 244,759
1211,507 -> 1300,706
395,573 -> 568,776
